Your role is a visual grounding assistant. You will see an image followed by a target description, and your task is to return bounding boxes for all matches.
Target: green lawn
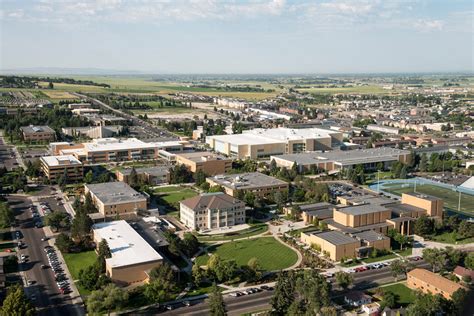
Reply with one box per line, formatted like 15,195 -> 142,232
395,247 -> 413,257
363,253 -> 398,263
382,183 -> 474,215
431,231 -> 474,245
195,237 -> 298,271
155,187 -> 198,204
196,224 -> 268,242
371,283 -> 416,307
62,250 -> 98,280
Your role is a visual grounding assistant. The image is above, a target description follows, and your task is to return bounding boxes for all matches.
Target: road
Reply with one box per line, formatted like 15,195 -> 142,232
73,93 -> 180,139
125,260 -> 431,316
8,195 -> 84,316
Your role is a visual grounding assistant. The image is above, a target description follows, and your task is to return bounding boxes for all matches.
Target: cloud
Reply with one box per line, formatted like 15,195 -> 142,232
413,19 -> 444,32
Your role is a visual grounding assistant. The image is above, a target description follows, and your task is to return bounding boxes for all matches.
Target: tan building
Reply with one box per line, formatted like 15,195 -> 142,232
116,166 -> 170,185
333,204 -> 392,228
282,202 -> 334,224
407,268 -> 465,299
180,192 -> 245,231
206,127 -> 343,159
175,152 -> 232,176
84,182 -> 147,218
301,230 -> 361,261
206,172 -> 289,198
401,193 -> 443,218
21,125 -> 55,142
49,138 -> 186,164
40,155 -> 83,182
92,220 -> 163,285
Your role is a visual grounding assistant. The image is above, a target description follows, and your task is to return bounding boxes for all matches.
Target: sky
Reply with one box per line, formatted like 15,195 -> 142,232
0,0 -> 473,74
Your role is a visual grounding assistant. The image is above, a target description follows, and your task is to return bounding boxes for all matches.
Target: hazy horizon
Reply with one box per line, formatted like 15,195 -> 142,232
1,0 -> 473,74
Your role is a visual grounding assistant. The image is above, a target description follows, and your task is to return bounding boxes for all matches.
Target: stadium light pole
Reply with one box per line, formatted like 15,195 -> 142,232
458,189 -> 461,212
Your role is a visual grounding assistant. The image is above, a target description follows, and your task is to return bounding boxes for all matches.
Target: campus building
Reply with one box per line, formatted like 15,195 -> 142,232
50,138 -> 187,164
175,151 -> 232,176
179,192 -> 246,231
115,166 -> 170,185
271,148 -> 411,174
206,172 -> 289,198
283,202 -> 334,224
84,182 -> 147,218
92,220 -> 163,285
206,127 -> 343,159
407,268 -> 465,300
40,155 -> 83,182
61,126 -> 123,139
20,125 -> 55,142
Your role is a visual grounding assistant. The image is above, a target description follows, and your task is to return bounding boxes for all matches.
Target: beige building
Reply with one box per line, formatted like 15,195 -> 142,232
407,268 -> 465,300
175,151 -> 232,176
401,193 -> 443,218
180,192 -> 245,231
50,138 -> 186,164
116,166 -> 170,185
21,125 -> 55,142
84,182 -> 147,218
206,172 -> 289,198
206,127 -> 343,159
40,155 -> 83,182
301,230 -> 361,261
301,230 -> 390,261
92,220 -> 163,285
333,204 -> 392,229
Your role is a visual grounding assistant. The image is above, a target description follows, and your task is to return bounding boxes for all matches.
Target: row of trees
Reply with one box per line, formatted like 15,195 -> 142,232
414,215 -> 474,241
0,202 -> 14,229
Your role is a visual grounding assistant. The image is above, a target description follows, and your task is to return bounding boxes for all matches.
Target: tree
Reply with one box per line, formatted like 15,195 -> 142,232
55,233 -> 74,253
148,262 -> 175,284
192,263 -> 204,286
194,170 -> 207,186
208,185 -> 225,193
71,209 -> 93,241
464,252 -> 474,270
400,165 -> 408,179
44,211 -> 70,231
98,239 -> 112,259
48,81 -> 54,89
182,233 -> 200,257
423,248 -> 446,272
451,288 -> 468,315
419,153 -> 428,172
79,263 -> 101,291
414,215 -> 435,237
381,291 -> 397,309
83,192 -> 97,213
0,202 -> 14,228
458,221 -> 474,239
87,283 -> 129,315
128,167 -> 138,187
406,291 -> 454,316
208,283 -> 226,316
84,170 -> 94,184
335,271 -> 353,290
143,279 -> 172,303
390,259 -> 409,281
271,271 -> 296,314
1,284 -> 35,316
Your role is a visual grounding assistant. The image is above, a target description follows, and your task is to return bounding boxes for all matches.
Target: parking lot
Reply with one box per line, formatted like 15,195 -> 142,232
0,135 -> 21,170
18,146 -> 49,164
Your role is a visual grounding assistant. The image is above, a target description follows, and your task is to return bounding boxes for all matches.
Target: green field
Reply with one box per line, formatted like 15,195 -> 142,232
370,283 -> 416,307
62,250 -> 98,280
382,183 -> 474,215
296,85 -> 388,95
155,186 -> 198,204
432,231 -> 474,244
196,223 -> 268,242
195,237 -> 298,271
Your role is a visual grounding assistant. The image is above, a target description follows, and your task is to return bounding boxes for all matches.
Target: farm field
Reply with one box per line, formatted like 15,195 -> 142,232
40,89 -> 79,99
295,85 -> 388,94
195,237 -> 298,271
382,183 -> 474,216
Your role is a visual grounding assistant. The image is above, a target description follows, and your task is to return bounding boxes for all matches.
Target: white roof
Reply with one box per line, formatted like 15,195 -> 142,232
460,176 -> 474,190
84,138 -> 157,152
93,220 -> 162,268
40,155 -> 81,166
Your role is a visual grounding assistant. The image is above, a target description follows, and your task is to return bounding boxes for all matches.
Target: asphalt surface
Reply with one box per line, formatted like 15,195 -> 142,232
127,260 -> 432,316
0,135 -> 20,170
8,195 -> 83,316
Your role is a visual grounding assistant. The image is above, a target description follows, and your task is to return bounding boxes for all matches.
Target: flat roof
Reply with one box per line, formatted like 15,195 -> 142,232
337,203 -> 389,216
83,138 -> 157,153
207,127 -> 340,145
272,147 -> 409,166
311,230 -> 359,245
208,172 -> 288,190
93,220 -> 162,268
386,203 -> 426,215
176,151 -> 231,162
403,192 -> 440,202
352,230 -> 389,242
85,182 -> 146,205
40,155 -> 82,167
21,125 -> 55,134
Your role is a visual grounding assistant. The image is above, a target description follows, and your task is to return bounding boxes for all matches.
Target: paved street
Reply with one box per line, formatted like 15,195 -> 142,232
8,195 -> 83,316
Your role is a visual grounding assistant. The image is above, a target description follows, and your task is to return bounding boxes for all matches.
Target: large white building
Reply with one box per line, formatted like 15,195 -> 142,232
180,192 -> 246,231
92,220 -> 163,285
206,127 -> 343,159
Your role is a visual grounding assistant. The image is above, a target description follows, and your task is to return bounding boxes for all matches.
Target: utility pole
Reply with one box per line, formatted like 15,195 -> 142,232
458,190 -> 461,212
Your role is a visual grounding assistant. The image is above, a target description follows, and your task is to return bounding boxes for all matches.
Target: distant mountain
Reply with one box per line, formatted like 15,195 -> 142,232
0,67 -> 149,75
